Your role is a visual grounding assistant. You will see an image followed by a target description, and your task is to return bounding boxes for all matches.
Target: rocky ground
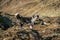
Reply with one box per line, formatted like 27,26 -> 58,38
0,13 -> 60,40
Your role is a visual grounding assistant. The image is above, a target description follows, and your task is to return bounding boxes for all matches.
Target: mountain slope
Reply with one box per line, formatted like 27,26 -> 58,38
0,0 -> 60,17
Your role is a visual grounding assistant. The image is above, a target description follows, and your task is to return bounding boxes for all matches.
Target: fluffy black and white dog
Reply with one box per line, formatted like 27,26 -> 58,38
15,13 -> 46,29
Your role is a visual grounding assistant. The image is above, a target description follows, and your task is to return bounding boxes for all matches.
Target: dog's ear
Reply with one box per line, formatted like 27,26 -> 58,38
15,13 -> 19,16
37,15 -> 39,18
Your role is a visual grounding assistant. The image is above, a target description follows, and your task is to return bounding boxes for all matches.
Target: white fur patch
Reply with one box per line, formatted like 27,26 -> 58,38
30,26 -> 33,29
15,13 -> 19,16
31,17 -> 37,22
